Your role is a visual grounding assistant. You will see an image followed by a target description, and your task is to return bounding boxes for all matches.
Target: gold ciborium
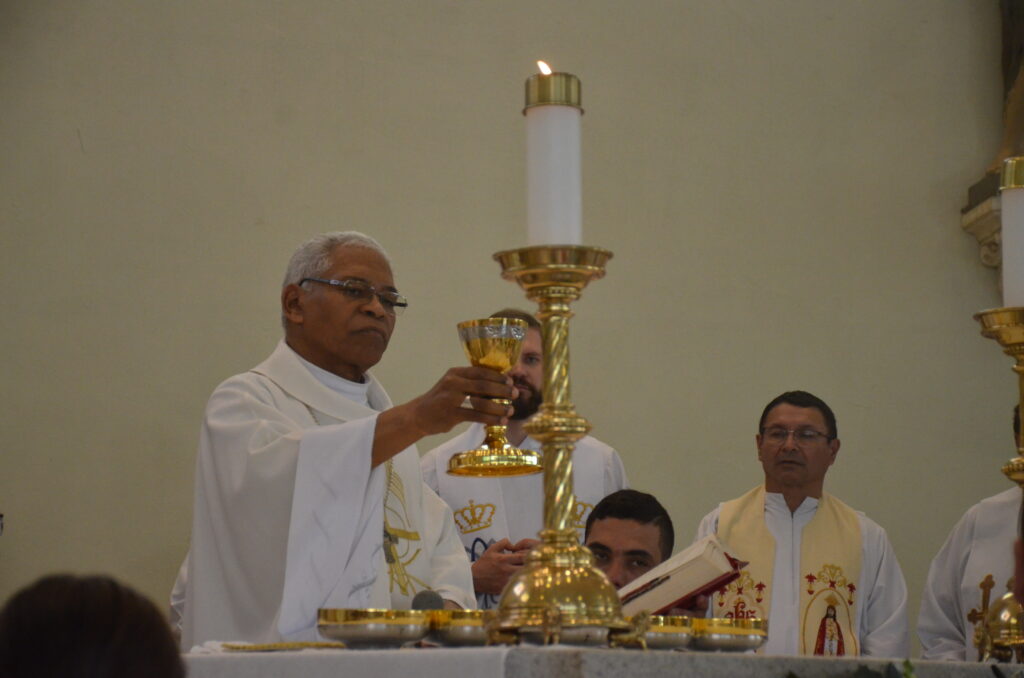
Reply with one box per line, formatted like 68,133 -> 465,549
447,317 -> 543,477
487,245 -> 630,644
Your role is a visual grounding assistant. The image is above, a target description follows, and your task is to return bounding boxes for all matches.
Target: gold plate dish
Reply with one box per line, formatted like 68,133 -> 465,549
641,615 -> 693,650
688,617 -> 768,652
429,609 -> 494,646
317,609 -> 431,649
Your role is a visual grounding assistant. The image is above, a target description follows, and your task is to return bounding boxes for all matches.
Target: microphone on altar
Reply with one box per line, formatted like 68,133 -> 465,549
411,590 -> 445,610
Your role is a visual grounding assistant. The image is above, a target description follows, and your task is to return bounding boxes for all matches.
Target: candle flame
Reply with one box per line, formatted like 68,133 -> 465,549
537,61 -> 552,75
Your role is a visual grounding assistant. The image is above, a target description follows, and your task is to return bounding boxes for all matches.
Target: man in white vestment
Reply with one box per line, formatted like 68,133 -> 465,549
420,308 -> 627,608
917,406 -> 1022,661
583,489 -> 673,588
693,390 -> 909,657
181,232 -> 519,648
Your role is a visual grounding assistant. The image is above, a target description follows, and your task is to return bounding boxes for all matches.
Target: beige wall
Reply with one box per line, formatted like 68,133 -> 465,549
0,0 -> 1011,655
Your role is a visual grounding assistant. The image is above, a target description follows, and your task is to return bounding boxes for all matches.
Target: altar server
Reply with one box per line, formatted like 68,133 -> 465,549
583,489 -> 673,588
181,232 -> 512,647
917,406 -> 1021,661
421,308 -> 627,608
693,390 -> 908,657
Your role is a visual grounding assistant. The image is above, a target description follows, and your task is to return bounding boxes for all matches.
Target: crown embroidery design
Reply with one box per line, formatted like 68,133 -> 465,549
453,499 -> 496,534
571,495 -> 594,529
804,563 -> 856,605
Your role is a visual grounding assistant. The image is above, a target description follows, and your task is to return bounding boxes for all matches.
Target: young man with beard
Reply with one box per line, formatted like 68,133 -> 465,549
421,309 -> 627,608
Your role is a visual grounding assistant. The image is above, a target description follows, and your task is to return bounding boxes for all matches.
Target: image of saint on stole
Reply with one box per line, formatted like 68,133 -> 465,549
813,604 -> 845,656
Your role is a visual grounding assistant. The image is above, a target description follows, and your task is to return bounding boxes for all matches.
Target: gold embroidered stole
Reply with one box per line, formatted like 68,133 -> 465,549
714,485 -> 862,656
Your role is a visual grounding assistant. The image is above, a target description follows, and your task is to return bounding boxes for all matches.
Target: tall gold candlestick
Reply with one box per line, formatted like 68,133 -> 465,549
488,245 -> 630,645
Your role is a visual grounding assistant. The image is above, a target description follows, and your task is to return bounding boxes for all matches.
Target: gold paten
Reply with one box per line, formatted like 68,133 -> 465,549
1003,157 -> 1024,190
316,609 -> 431,648
430,609 -> 494,646
973,306 -> 1024,660
689,617 -> 769,652
447,317 -> 542,477
524,72 -> 582,113
488,245 -> 629,644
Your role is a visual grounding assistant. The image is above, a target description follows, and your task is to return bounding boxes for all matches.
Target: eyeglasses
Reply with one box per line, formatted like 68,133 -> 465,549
299,277 -> 408,315
760,427 -> 831,446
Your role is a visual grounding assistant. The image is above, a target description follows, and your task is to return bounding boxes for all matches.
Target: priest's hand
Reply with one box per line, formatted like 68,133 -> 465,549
372,367 -> 516,467
472,538 -> 529,595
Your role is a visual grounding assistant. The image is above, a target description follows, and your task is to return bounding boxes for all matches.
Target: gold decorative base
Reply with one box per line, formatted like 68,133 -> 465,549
489,245 -> 627,644
491,529 -> 629,643
447,445 -> 542,477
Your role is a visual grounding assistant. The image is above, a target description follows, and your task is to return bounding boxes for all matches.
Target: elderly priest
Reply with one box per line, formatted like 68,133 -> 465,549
181,232 -> 514,647
693,391 -> 909,657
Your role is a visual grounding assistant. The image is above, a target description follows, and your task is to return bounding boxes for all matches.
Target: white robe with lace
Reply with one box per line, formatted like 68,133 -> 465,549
181,341 -> 473,649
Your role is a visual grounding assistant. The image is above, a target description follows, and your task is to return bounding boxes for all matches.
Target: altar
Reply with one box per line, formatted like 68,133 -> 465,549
184,646 -> 998,678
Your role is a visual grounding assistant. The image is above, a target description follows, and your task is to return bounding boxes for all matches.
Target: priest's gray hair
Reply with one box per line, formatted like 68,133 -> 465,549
282,231 -> 392,289
280,231 -> 392,328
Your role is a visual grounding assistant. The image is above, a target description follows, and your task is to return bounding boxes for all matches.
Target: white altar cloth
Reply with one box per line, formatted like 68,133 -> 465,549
184,645 -> 1000,678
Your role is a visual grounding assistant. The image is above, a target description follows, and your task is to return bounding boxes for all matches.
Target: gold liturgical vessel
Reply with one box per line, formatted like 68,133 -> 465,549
487,245 -> 632,645
973,157 -> 1024,662
447,317 -> 542,477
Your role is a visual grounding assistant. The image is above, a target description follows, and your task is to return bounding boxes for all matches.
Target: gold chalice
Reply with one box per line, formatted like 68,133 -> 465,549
447,317 -> 542,477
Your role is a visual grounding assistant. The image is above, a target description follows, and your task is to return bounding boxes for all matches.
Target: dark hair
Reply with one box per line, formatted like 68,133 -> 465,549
759,390 -> 837,440
585,489 -> 674,560
0,574 -> 185,678
489,308 -> 541,332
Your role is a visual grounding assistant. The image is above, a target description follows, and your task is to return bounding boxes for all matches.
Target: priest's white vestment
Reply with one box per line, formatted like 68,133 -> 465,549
421,423 -> 627,608
695,492 -> 909,657
918,486 -> 1021,661
181,341 -> 474,648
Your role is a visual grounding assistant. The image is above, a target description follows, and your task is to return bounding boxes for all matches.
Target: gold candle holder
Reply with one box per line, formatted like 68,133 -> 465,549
973,306 -> 1024,661
487,245 -> 630,644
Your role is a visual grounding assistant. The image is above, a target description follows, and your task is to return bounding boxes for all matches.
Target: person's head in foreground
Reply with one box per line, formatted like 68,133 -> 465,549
584,489 -> 674,588
0,574 -> 185,678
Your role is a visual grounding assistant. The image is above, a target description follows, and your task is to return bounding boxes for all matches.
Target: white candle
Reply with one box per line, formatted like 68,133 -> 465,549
525,62 -> 582,245
1002,158 -> 1024,306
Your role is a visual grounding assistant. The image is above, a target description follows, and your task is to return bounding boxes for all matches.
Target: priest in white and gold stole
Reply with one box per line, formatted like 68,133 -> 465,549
421,309 -> 627,609
918,406 -> 1021,661
694,391 -> 909,657
180,232 -> 515,648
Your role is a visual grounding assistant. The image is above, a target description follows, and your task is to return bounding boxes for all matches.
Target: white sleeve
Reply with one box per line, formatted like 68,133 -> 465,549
604,447 -> 628,493
422,484 -> 476,609
420,448 -> 441,494
859,523 -> 910,658
168,553 -> 188,639
185,377 -> 386,646
917,509 -> 975,661
693,507 -> 720,543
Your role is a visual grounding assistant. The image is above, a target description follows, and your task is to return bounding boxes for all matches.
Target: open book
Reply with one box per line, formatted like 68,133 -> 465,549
618,534 -> 745,616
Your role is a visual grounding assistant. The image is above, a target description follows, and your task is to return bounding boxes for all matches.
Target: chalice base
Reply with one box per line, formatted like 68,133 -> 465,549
447,441 -> 541,477
491,531 -> 628,644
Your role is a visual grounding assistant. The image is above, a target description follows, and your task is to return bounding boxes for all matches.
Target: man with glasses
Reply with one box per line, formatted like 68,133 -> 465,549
421,308 -> 627,609
693,390 -> 908,657
180,231 -> 512,648
918,406 -> 1021,661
